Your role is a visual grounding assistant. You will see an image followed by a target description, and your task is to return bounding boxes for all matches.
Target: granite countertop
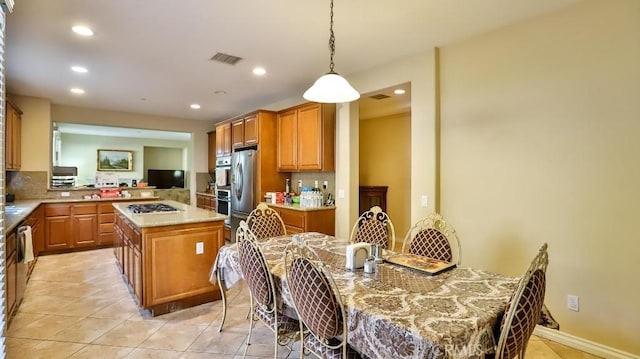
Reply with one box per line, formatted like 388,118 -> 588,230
3,197 -> 161,235
113,200 -> 227,228
265,202 -> 336,212
195,192 -> 216,197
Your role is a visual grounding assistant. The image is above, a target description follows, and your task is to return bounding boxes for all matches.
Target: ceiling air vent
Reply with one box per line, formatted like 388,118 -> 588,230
369,94 -> 390,100
210,52 -> 243,65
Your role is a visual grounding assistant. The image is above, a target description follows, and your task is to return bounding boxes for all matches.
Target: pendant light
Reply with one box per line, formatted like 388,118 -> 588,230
303,0 -> 360,103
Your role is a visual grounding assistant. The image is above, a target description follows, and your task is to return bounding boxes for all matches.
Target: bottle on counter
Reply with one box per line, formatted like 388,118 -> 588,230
285,178 -> 291,194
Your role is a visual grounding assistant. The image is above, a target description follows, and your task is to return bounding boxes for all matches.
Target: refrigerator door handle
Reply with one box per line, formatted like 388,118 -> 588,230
234,160 -> 243,201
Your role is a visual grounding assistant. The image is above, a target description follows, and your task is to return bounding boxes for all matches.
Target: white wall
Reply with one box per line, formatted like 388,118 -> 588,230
60,133 -> 188,186
440,0 -> 640,354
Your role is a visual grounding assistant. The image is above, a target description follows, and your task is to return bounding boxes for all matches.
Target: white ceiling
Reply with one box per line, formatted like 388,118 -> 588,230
5,0 -> 580,123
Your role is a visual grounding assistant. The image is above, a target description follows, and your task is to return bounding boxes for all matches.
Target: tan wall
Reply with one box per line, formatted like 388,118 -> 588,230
440,0 -> 640,354
359,112 -> 411,246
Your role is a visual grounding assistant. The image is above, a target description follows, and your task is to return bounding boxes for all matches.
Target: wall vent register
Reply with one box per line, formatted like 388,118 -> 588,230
128,203 -> 178,214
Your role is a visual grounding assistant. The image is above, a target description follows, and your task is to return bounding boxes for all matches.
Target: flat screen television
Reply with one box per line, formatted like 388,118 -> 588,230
147,169 -> 185,189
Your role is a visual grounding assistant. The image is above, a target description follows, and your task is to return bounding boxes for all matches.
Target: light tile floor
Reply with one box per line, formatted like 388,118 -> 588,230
6,248 -> 601,358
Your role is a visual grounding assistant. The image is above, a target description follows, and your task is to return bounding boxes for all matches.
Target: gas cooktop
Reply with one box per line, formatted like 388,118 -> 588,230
128,203 -> 178,214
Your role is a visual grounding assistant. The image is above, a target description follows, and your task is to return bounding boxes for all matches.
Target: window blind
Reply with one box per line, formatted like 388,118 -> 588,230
0,6 -> 7,359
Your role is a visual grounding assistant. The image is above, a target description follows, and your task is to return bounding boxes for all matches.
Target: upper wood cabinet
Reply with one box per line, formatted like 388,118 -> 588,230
277,102 -> 335,172
215,122 -> 232,157
207,131 -> 216,172
5,100 -> 22,171
232,113 -> 259,149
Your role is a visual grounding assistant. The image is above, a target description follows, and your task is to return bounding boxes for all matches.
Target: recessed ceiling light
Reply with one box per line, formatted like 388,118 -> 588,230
71,66 -> 88,73
394,89 -> 406,95
70,88 -> 85,94
252,67 -> 266,76
190,104 -> 201,109
72,25 -> 94,37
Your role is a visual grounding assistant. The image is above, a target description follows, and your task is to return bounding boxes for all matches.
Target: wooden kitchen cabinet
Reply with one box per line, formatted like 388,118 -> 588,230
232,112 -> 259,149
196,193 -> 216,211
113,212 -> 223,315
44,204 -> 73,250
277,102 -> 335,171
207,131 -> 216,172
267,204 -> 335,235
215,121 -> 232,156
359,186 -> 388,215
98,202 -> 116,246
42,200 -> 152,253
26,205 -> 44,277
5,100 -> 22,171
72,203 -> 98,247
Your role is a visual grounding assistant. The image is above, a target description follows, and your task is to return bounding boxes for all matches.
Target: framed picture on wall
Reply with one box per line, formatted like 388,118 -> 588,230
97,149 -> 133,171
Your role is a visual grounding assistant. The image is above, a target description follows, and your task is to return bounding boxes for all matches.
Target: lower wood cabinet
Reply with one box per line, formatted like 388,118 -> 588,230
44,204 -> 73,251
196,194 -> 216,211
267,205 -> 335,235
113,212 -> 224,315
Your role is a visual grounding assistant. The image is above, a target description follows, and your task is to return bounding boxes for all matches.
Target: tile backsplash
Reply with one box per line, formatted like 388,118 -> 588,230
6,171 -> 190,204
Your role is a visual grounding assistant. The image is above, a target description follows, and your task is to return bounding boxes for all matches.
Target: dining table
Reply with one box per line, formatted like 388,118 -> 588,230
210,232 -> 519,359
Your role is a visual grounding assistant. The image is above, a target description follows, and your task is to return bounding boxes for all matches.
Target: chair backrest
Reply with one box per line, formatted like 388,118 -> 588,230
284,235 -> 349,356
402,212 -> 461,265
350,206 -> 396,250
237,221 -> 275,311
246,203 -> 287,241
495,243 -> 549,359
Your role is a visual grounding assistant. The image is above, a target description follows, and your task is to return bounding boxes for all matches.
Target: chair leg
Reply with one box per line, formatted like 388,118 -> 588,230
243,305 -> 255,358
247,292 -> 253,320
217,268 -> 228,332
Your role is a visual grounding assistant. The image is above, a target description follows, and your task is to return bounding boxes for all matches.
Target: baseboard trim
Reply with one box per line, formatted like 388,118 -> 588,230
534,326 -> 640,359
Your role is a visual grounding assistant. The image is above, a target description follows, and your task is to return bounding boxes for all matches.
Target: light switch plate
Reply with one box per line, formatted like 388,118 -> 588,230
196,242 -> 204,255
61,192 -> 70,197
338,189 -> 345,198
421,195 -> 428,207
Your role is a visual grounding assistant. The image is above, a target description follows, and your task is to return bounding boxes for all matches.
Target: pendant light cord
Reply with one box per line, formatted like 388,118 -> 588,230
328,0 -> 335,72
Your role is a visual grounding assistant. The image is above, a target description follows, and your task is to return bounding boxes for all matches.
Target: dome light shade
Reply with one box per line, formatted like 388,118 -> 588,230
303,71 -> 360,103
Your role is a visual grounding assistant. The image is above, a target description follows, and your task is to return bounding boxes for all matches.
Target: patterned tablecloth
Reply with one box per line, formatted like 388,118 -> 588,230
210,233 -> 518,359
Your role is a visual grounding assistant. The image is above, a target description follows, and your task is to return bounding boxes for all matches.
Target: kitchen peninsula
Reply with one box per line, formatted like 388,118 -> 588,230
112,200 -> 227,315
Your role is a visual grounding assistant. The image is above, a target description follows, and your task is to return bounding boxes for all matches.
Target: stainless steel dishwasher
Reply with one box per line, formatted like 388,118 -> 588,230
15,224 -> 31,308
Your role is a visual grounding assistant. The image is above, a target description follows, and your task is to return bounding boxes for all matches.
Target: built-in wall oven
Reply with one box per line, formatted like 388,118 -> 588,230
216,188 -> 230,216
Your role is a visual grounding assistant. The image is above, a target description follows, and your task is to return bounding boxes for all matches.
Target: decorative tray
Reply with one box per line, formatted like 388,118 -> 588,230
385,253 -> 456,276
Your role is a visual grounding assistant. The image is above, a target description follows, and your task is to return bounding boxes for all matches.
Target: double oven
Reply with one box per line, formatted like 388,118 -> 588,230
215,156 -> 231,228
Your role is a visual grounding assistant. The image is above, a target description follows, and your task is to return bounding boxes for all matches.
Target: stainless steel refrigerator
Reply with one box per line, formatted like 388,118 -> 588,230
230,148 -> 257,242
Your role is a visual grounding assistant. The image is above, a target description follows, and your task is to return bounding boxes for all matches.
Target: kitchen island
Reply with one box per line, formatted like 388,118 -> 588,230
112,200 -> 227,315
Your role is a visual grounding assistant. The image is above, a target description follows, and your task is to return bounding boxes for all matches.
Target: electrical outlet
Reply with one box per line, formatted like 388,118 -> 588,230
196,242 -> 204,255
323,180 -> 328,189
567,294 -> 579,311
61,192 -> 70,197
338,189 -> 345,198
421,195 -> 428,207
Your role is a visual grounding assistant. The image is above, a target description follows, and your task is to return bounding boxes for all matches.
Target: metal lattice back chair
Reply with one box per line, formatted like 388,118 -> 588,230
237,221 -> 298,358
350,206 -> 396,250
246,203 -> 287,241
495,243 -> 549,359
402,212 -> 462,265
284,236 -> 362,359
